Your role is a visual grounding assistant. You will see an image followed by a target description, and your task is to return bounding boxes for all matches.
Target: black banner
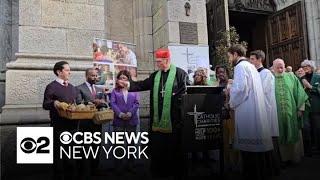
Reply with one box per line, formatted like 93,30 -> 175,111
181,93 -> 224,152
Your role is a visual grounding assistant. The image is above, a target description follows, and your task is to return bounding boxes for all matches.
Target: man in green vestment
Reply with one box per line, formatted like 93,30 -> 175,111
273,59 -> 309,163
118,48 -> 189,179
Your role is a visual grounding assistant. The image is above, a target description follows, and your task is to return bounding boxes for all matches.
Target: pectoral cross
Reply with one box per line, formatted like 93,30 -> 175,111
160,73 -> 166,98
160,88 -> 165,98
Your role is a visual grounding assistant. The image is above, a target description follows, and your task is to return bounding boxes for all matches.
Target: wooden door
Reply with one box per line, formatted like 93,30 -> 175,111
267,1 -> 309,70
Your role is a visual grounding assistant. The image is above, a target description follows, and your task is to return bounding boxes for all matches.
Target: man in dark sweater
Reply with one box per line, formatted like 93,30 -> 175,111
43,61 -> 78,180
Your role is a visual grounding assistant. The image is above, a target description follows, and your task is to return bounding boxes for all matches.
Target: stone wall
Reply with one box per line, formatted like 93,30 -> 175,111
1,1 -> 106,176
105,0 -> 154,117
19,0 -> 105,56
106,0 -> 134,43
2,0 -> 106,122
132,0 -> 153,117
152,0 -> 208,49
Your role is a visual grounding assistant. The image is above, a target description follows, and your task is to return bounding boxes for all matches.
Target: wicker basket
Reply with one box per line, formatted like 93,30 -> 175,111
58,109 -> 97,120
93,109 -> 114,124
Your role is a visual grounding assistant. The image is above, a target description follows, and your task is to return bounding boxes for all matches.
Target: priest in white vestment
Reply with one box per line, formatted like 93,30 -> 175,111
227,45 -> 273,180
250,50 -> 281,175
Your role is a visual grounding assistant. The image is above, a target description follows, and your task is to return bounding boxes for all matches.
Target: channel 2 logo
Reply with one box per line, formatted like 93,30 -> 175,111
17,127 -> 53,164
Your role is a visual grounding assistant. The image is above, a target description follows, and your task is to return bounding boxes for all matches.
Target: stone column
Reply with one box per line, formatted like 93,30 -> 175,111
152,0 -> 208,53
133,0 -> 153,117
305,0 -> 320,65
0,0 -> 18,111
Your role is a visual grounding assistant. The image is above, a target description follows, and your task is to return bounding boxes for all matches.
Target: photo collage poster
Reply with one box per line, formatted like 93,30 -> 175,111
92,38 -> 137,91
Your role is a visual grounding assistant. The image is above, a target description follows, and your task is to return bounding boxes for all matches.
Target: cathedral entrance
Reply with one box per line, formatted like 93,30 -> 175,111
229,11 -> 268,63
207,0 -> 309,70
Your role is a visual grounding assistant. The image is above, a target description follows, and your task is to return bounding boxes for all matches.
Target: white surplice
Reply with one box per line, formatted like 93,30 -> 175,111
229,60 -> 273,152
259,68 -> 279,137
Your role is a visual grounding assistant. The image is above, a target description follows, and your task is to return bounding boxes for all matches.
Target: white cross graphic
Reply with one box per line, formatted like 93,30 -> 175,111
187,104 -> 205,128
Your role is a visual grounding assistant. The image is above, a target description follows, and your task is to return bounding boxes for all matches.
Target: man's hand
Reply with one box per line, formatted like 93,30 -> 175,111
117,79 -> 129,88
225,79 -> 233,95
298,111 -> 304,118
93,99 -> 105,105
54,100 -> 60,109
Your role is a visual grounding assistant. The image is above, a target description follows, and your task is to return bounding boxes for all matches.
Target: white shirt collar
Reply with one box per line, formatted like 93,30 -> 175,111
56,78 -> 67,86
122,89 -> 128,103
85,81 -> 95,93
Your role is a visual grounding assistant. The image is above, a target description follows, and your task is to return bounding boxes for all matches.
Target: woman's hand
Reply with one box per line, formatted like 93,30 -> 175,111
119,112 -> 130,120
302,79 -> 312,89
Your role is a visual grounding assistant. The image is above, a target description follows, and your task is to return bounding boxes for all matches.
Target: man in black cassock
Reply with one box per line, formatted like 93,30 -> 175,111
118,48 -> 189,179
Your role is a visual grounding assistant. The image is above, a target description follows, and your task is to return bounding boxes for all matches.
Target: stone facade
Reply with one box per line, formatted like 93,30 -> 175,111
0,0 -> 107,177
0,0 -> 319,177
152,0 -> 208,48
0,0 -> 158,120
2,0 -> 106,123
0,1 -> 155,176
1,1 -> 319,118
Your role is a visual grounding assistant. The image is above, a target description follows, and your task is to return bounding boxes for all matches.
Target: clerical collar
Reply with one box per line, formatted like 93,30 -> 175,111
234,58 -> 246,66
162,68 -> 170,73
257,66 -> 265,72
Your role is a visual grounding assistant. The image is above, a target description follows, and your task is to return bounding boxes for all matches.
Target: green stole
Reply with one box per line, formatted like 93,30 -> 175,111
152,65 -> 177,133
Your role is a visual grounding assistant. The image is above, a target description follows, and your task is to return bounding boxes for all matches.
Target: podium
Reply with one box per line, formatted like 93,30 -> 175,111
181,86 -> 225,175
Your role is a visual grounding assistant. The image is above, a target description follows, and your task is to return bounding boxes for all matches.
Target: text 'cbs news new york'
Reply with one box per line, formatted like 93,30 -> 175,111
16,127 -> 149,164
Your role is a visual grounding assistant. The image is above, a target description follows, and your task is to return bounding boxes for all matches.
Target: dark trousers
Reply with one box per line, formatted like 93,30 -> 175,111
271,137 -> 281,175
241,151 -> 273,180
113,125 -> 137,173
310,113 -> 320,150
77,120 -> 102,179
53,128 -> 78,180
150,131 -> 186,180
302,115 -> 312,155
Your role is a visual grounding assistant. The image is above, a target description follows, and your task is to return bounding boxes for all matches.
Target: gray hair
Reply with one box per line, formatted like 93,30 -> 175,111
273,58 -> 285,66
301,59 -> 316,70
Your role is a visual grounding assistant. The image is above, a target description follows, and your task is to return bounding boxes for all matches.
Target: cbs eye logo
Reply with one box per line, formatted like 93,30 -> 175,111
17,127 -> 53,164
59,131 -> 72,144
20,137 -> 50,154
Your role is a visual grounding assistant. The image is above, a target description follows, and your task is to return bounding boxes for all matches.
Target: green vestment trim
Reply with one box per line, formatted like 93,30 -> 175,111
152,65 -> 177,133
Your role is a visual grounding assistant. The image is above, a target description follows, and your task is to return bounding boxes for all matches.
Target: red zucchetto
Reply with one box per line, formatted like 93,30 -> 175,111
155,49 -> 170,59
